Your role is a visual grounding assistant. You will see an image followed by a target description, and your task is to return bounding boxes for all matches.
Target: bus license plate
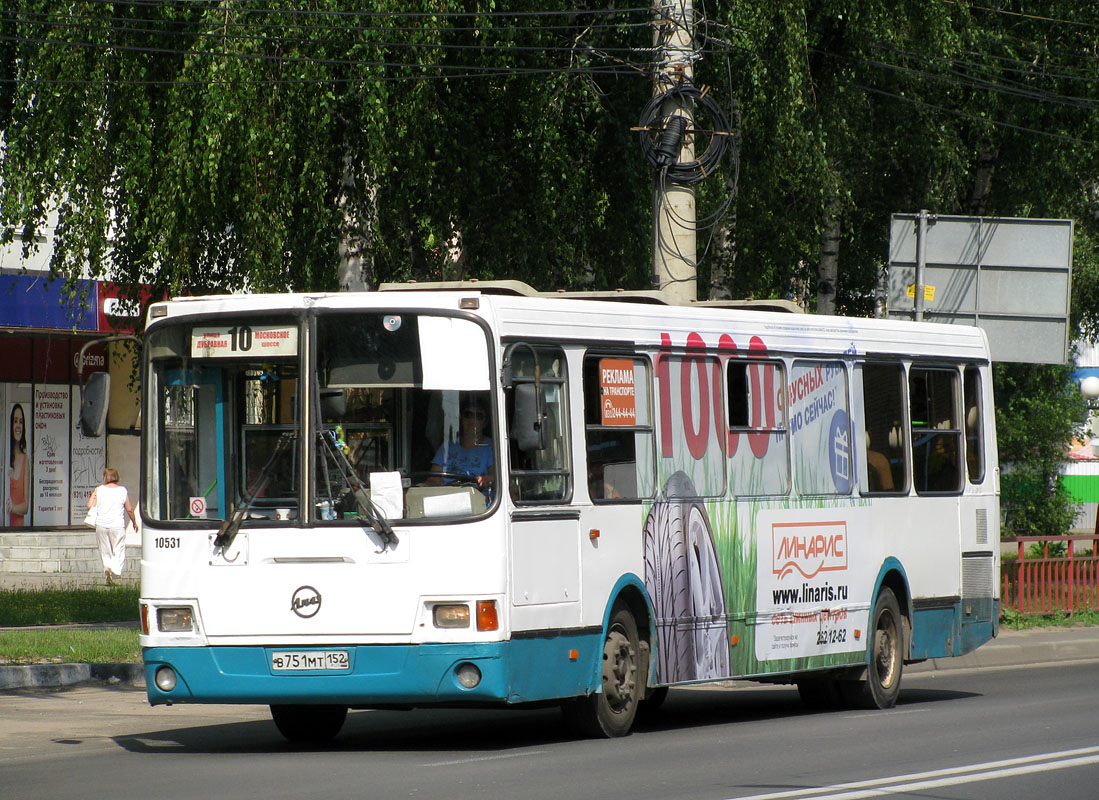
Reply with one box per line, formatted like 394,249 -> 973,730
271,650 -> 350,671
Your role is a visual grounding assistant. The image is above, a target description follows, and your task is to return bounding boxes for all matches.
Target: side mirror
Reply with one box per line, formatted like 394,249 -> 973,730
512,383 -> 545,452
81,372 -> 110,438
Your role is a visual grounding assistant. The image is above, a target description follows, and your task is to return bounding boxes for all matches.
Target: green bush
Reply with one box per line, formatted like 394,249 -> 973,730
996,361 -> 1086,539
1026,540 -> 1068,559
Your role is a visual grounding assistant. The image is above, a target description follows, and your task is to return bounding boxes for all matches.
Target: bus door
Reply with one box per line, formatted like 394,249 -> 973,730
504,344 -> 580,629
161,368 -> 226,523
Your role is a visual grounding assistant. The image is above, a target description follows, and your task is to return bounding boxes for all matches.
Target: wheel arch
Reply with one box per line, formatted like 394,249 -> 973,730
871,558 -> 913,661
585,573 -> 655,693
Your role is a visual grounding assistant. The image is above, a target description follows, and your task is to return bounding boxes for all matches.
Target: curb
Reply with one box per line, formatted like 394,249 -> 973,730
909,626 -> 1099,673
0,662 -> 145,691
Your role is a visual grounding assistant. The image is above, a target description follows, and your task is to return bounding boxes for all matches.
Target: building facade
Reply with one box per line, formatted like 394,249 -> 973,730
2,234 -> 142,539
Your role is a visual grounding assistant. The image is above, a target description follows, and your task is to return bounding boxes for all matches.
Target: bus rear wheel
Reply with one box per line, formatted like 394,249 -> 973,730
563,606 -> 644,738
270,704 -> 348,743
840,587 -> 904,709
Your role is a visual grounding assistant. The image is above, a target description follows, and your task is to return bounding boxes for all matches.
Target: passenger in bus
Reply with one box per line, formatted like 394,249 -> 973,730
588,462 -> 614,500
923,432 -> 959,492
426,397 -> 494,498
865,430 -> 894,492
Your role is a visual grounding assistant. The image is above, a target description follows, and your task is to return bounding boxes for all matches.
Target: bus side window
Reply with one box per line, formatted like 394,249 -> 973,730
506,346 -> 571,503
727,359 -> 789,496
860,363 -> 908,495
583,355 -> 655,502
964,366 -> 985,484
909,368 -> 962,494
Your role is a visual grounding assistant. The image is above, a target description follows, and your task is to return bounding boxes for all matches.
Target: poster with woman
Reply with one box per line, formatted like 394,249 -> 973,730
6,387 -> 32,527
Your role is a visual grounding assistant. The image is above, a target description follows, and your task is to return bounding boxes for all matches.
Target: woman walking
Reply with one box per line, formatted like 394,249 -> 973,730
87,468 -> 136,585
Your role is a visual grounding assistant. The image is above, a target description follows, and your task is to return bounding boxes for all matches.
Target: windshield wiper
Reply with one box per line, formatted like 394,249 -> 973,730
213,431 -> 295,556
318,429 -> 397,547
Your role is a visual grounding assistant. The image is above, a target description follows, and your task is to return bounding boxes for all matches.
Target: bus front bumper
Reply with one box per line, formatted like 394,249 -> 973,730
144,633 -> 600,707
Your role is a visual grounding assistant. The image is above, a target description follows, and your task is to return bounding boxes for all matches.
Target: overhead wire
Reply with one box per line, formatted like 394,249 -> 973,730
942,1 -> 1099,31
854,83 -> 1098,147
0,6 -> 658,43
815,47 -> 1099,113
0,9 -> 657,47
0,5 -> 660,84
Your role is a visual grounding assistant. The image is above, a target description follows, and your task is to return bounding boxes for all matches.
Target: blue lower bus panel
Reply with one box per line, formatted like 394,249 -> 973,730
145,632 -> 601,707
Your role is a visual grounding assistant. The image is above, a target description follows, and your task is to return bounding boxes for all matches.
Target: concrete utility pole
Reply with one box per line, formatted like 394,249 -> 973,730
652,0 -> 696,305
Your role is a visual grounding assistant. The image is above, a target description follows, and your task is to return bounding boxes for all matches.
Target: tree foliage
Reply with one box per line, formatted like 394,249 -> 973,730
3,2 -> 1099,537
704,1 -> 1099,325
995,360 -> 1087,537
2,2 -> 1097,313
0,1 -> 653,302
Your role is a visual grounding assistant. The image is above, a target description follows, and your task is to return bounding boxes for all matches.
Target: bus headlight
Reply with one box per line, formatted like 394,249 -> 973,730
433,604 -> 470,628
157,606 -> 195,633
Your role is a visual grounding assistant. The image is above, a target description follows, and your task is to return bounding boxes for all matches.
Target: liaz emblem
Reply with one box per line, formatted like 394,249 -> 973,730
290,585 -> 322,618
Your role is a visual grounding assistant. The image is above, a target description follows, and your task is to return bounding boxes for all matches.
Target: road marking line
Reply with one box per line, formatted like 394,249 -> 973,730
425,749 -> 546,767
729,745 -> 1099,800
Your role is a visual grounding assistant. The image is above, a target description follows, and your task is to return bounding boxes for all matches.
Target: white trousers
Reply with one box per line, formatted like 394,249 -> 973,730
96,526 -> 126,575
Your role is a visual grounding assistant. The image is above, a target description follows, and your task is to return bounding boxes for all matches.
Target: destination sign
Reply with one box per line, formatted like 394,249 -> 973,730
191,324 -> 298,358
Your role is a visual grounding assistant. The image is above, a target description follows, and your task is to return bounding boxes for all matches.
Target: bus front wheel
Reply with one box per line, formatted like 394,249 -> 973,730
270,704 -> 348,743
841,587 -> 904,709
563,606 -> 644,738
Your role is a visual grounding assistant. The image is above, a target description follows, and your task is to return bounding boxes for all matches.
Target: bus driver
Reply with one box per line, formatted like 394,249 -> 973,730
427,396 -> 495,498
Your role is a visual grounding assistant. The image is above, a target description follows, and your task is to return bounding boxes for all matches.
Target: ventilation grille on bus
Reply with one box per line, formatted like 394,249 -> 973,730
975,508 -> 988,545
962,553 -> 995,599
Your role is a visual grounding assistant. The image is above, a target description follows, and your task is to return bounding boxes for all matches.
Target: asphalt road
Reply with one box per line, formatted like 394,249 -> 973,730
2,659 -> 1099,800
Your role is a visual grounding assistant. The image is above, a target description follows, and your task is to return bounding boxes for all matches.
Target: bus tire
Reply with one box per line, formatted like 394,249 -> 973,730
563,605 -> 644,738
270,704 -> 348,743
840,588 -> 904,709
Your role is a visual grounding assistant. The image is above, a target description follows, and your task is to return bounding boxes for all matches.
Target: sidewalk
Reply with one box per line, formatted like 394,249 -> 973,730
3,624 -> 1099,693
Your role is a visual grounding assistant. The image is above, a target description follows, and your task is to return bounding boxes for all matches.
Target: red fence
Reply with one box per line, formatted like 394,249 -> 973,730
1001,535 -> 1099,615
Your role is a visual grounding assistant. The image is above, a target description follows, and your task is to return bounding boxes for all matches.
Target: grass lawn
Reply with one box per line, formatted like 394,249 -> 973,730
0,585 -> 139,627
0,628 -> 140,665
0,585 -> 141,665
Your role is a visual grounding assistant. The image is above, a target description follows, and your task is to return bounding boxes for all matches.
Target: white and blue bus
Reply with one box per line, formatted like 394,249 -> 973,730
136,281 -> 999,741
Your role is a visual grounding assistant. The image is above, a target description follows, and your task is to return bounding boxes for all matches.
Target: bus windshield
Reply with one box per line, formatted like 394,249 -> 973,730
144,310 -> 495,526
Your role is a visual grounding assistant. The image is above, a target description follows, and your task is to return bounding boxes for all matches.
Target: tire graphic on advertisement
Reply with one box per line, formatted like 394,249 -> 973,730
643,471 -> 730,684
